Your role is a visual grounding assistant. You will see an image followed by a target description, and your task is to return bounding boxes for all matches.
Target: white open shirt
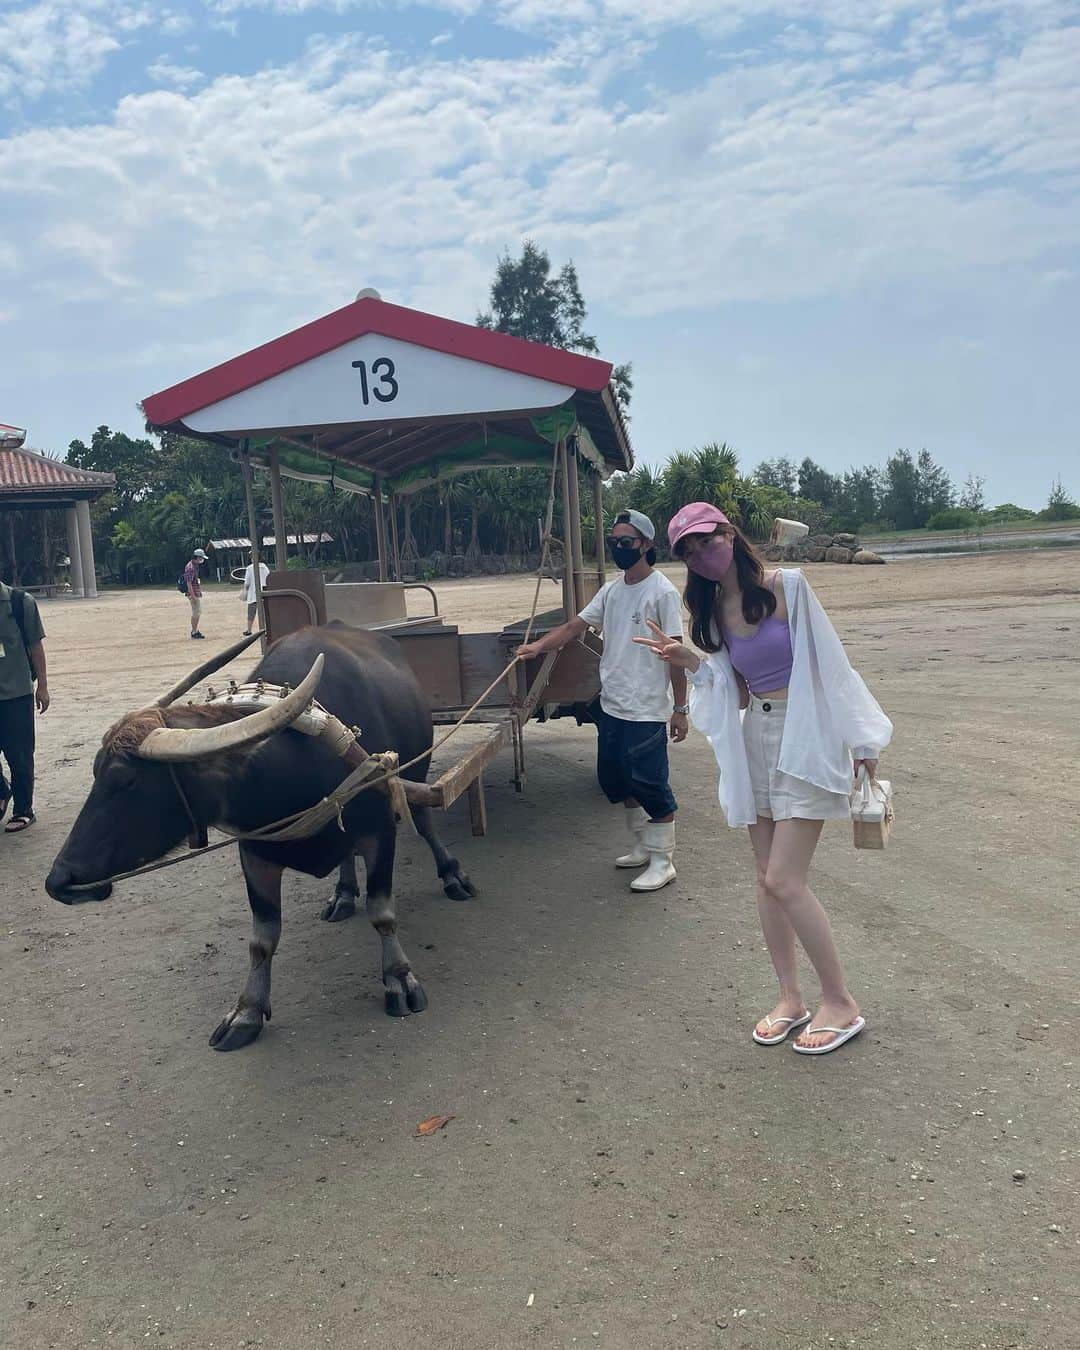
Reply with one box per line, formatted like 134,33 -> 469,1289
687,568 -> 893,827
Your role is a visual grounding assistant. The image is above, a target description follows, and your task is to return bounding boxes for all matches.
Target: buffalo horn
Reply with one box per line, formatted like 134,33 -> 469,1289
136,655 -> 325,762
154,631 -> 263,708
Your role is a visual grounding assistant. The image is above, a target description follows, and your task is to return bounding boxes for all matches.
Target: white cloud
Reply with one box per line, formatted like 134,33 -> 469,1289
146,60 -> 206,90
0,0 -> 1077,471
0,1 -> 154,102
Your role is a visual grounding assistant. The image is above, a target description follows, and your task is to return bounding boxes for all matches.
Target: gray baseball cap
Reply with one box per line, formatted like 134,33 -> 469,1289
615,509 -> 656,542
192,548 -> 208,560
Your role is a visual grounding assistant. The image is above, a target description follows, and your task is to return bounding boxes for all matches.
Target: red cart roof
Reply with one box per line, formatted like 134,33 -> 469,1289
142,295 -> 632,491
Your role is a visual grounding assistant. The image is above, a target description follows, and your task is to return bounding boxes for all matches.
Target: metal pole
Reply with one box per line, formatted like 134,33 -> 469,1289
565,442 -> 586,612
557,437 -> 575,620
373,477 -> 388,582
269,444 -> 287,572
389,491 -> 402,583
240,441 -> 265,642
593,467 -> 606,588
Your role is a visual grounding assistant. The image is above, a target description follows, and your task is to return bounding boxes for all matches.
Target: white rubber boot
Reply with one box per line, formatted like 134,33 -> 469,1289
630,822 -> 677,892
615,806 -> 651,868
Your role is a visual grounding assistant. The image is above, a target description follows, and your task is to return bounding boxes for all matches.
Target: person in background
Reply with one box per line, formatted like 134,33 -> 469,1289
635,502 -> 892,1056
241,552 -> 270,635
516,509 -> 688,892
0,579 -> 50,833
185,548 -> 208,639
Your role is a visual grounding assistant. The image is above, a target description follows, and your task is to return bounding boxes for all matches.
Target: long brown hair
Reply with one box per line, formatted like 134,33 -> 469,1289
678,525 -> 776,654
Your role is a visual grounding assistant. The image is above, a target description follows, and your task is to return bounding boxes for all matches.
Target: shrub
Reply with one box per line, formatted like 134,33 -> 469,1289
983,503 -> 1037,523
927,508 -> 980,531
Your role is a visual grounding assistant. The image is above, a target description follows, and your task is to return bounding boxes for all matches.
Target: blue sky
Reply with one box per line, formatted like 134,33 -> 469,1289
1,0 -> 1077,508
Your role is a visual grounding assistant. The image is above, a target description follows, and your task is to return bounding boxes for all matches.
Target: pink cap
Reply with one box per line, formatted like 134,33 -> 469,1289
667,502 -> 731,551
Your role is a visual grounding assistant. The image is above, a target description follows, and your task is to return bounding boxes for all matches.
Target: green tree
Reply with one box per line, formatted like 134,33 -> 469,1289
754,457 -> 798,495
477,239 -> 632,409
915,448 -> 954,524
835,467 -> 881,531
959,474 -> 986,513
1039,478 -> 1080,522
797,457 -> 840,509
983,502 -> 1036,523
881,449 -> 921,530
67,425 -> 157,514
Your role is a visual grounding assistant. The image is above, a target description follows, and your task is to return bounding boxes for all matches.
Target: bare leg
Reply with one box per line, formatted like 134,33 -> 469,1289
321,851 -> 359,923
412,802 -> 477,902
209,848 -> 282,1051
762,818 -> 860,1050
748,818 -> 808,1038
357,822 -> 428,1017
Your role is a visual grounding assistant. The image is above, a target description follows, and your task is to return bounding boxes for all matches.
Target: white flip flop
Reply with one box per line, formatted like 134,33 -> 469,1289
752,1011 -> 811,1046
791,1015 -> 866,1056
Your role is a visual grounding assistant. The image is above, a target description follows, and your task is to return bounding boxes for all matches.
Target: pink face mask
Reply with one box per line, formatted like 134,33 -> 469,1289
686,535 -> 734,582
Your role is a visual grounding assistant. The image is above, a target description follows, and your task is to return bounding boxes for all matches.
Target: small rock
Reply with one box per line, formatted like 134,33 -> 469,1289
853,549 -> 885,565
1012,1169 -> 1027,1182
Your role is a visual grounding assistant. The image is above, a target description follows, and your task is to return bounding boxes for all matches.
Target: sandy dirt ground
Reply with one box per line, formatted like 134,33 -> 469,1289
2,553 -> 1078,1350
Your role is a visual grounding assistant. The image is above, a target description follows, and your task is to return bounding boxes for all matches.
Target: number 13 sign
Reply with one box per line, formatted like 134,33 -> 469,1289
351,356 -> 399,406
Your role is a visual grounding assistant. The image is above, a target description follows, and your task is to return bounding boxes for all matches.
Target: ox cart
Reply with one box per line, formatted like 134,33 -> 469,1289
142,293 -> 633,834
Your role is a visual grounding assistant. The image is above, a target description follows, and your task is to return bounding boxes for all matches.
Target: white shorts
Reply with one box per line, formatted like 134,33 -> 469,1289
742,695 -> 851,823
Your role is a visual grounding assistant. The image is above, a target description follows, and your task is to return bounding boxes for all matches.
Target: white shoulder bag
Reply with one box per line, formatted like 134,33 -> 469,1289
850,766 -> 894,850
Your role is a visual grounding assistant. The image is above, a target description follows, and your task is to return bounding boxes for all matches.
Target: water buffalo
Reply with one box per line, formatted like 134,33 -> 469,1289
45,623 -> 475,1051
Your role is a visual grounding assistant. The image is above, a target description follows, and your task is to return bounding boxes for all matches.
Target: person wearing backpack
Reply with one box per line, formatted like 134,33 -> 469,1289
183,548 -> 208,639
0,580 -> 50,833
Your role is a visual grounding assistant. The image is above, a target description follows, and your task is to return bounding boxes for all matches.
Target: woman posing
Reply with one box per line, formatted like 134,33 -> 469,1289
636,502 -> 892,1056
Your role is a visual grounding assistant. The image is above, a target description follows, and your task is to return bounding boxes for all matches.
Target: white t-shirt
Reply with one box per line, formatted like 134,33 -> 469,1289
579,569 -> 684,722
242,562 -> 270,603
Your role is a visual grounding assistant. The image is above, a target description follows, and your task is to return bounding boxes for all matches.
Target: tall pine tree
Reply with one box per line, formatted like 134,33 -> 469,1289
478,240 -> 632,409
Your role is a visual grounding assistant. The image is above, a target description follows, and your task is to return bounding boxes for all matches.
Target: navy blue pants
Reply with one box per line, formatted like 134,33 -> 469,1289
0,695 -> 35,818
595,708 -> 677,820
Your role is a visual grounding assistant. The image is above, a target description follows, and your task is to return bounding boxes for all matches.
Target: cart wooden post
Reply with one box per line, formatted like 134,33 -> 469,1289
239,440 -> 266,642
373,477 -> 389,582
269,444 -> 288,572
557,437 -> 576,620
565,441 -> 586,612
592,467 -> 606,590
388,491 -> 402,582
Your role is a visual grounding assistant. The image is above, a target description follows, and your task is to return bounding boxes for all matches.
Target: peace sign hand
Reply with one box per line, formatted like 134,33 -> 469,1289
632,620 -> 701,673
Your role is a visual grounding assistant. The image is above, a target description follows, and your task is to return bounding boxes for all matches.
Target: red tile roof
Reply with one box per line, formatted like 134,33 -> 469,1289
0,446 -> 116,497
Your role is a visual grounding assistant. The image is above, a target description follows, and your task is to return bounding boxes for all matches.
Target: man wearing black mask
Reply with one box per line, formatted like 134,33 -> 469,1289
516,509 -> 687,891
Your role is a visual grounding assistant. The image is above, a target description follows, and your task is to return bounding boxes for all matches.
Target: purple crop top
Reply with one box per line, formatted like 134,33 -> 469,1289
723,614 -> 794,694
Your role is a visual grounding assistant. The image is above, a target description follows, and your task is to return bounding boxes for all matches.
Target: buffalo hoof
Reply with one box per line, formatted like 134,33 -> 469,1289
384,971 -> 427,1017
209,1005 -> 267,1052
384,986 -> 410,1017
442,871 -> 477,903
320,887 -> 357,923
